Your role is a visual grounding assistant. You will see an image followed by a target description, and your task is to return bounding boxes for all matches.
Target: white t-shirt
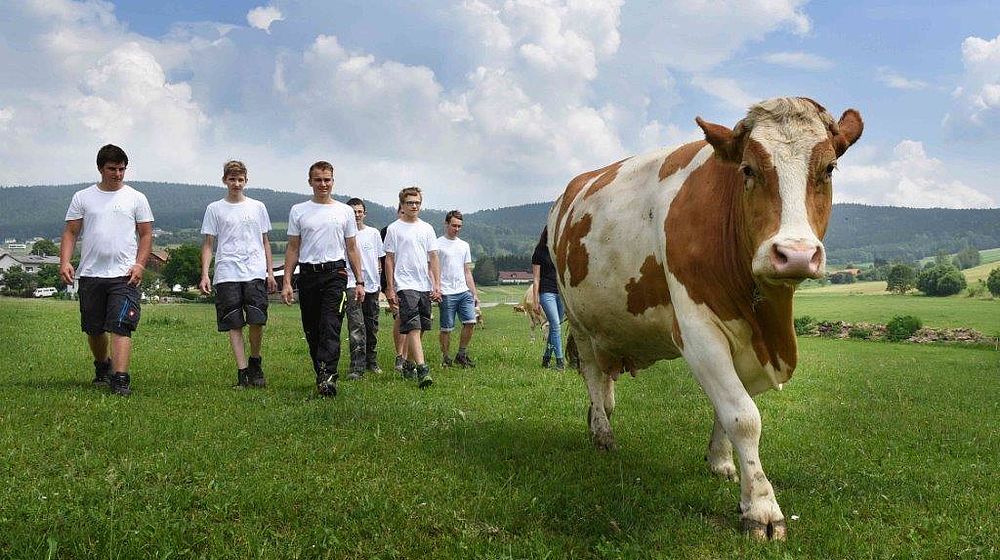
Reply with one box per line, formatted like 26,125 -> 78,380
383,219 -> 437,292
201,197 -> 272,284
65,184 -> 154,278
436,235 -> 472,296
286,200 -> 357,264
347,226 -> 385,293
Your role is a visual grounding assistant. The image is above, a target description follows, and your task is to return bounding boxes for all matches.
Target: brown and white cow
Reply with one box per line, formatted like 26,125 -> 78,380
548,98 -> 862,540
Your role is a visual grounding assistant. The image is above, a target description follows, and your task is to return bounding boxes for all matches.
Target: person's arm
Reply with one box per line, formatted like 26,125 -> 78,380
384,251 -> 398,311
59,219 -> 82,285
199,234 -> 215,294
282,235 -> 301,304
429,250 -> 441,302
464,262 -> 478,304
129,221 -> 153,287
345,235 -> 364,302
532,263 -> 542,314
262,233 -> 277,293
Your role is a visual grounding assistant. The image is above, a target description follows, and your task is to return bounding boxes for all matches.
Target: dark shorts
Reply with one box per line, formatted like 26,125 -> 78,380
397,289 -> 431,334
214,279 -> 269,331
79,276 -> 141,337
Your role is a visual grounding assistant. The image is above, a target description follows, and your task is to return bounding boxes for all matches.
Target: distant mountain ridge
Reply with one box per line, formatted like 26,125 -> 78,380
2,183 -> 998,263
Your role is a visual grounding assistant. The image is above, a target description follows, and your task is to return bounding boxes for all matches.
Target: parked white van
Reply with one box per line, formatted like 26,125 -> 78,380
33,287 -> 57,298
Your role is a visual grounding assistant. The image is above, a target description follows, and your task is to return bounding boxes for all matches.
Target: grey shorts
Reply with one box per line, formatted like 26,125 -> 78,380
214,279 -> 269,331
397,289 -> 431,334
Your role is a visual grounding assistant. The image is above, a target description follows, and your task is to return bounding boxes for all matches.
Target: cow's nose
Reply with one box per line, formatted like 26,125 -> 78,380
769,242 -> 823,278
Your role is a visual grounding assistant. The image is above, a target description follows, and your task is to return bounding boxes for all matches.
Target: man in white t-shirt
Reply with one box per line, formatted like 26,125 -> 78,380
281,161 -> 365,397
59,144 -> 154,396
383,186 -> 441,389
436,210 -> 479,368
198,160 -> 277,389
344,198 -> 385,380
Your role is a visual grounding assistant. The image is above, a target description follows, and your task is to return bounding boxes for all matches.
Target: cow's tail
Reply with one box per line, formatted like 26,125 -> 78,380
566,329 -> 580,370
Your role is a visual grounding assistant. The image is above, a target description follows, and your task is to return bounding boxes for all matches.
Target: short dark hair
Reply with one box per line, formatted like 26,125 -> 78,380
309,161 -> 335,177
445,210 -> 463,223
96,144 -> 128,168
346,197 -> 365,210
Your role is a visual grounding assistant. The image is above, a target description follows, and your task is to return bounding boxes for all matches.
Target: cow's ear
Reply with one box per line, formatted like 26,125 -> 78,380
696,117 -> 744,163
832,109 -> 863,156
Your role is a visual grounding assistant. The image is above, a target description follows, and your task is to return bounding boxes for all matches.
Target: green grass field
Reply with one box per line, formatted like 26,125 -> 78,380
1,298 -> 997,559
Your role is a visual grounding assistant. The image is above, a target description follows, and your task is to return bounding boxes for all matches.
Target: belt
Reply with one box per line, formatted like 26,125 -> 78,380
299,260 -> 346,273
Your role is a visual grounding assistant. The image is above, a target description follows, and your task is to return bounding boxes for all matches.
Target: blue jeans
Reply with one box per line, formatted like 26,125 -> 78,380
539,291 -> 565,359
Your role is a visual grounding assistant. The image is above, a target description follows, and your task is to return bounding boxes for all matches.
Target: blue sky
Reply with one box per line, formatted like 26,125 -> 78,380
2,0 -> 999,211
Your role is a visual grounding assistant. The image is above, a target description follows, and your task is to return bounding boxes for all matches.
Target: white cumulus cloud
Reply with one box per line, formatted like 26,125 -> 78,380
762,51 -> 833,71
247,5 -> 283,33
876,67 -> 927,90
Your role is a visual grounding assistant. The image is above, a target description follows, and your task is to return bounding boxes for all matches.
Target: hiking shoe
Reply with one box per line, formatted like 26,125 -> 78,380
109,372 -> 132,397
92,359 -> 111,387
347,371 -> 364,381
455,353 -> 475,368
367,363 -> 383,375
394,355 -> 406,372
541,354 -> 551,368
401,361 -> 418,380
235,367 -> 252,389
416,364 -> 433,389
442,355 -> 453,368
317,373 -> 338,397
554,358 -> 566,371
248,356 -> 266,388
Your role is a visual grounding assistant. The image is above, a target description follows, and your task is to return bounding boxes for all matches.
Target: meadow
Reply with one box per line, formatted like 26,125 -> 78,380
0,297 -> 997,559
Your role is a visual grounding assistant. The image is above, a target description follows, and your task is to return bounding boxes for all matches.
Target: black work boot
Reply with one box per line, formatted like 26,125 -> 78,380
235,367 -> 252,389
316,362 -> 338,397
92,359 -> 112,387
109,372 -> 132,397
248,356 -> 266,388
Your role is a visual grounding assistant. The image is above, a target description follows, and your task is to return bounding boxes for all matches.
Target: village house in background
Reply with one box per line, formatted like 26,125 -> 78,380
497,271 -> 532,285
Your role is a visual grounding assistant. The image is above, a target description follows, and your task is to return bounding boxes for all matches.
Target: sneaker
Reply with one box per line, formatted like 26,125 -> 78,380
455,353 -> 475,368
109,372 -> 131,397
347,371 -> 364,381
92,359 -> 111,387
416,364 -> 433,389
554,358 -> 565,371
442,355 -> 453,368
367,363 -> 383,375
248,356 -> 266,388
402,361 -> 419,380
235,367 -> 252,389
316,362 -> 338,397
541,354 -> 551,368
394,355 -> 406,372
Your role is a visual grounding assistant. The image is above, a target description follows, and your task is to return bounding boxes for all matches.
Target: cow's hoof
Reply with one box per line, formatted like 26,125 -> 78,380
591,432 -> 617,451
741,517 -> 787,541
708,459 -> 739,482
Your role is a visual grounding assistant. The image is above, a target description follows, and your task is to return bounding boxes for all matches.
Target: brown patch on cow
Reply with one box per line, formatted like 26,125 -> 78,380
665,142 -> 799,373
555,211 -> 592,287
807,142 -> 836,239
583,160 -> 625,199
659,140 -> 706,181
555,159 -> 628,234
625,255 -> 670,315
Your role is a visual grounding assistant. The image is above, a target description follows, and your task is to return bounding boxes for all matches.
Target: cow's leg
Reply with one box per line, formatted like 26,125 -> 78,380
576,337 -> 616,450
707,414 -> 738,481
683,338 -> 785,540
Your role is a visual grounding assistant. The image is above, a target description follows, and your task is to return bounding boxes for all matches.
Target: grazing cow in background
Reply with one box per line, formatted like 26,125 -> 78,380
549,97 -> 863,540
520,284 -> 548,333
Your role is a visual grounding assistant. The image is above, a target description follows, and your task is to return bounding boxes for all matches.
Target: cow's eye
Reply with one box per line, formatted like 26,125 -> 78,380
739,164 -> 755,190
824,161 -> 837,177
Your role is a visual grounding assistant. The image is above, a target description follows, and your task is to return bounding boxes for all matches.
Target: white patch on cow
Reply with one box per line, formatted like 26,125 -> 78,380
746,99 -> 831,279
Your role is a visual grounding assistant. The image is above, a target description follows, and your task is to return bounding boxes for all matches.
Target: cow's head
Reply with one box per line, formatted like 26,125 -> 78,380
695,97 -> 863,285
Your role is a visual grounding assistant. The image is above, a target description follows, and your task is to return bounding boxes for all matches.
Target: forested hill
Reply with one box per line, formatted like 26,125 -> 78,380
2,183 -> 998,263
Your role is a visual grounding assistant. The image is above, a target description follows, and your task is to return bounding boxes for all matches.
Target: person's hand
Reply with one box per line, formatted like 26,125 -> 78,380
199,276 -> 212,295
59,262 -> 75,285
281,283 -> 295,305
431,288 -> 442,303
127,263 -> 145,287
386,289 -> 399,312
534,302 -> 542,315
266,275 -> 278,294
354,285 -> 365,302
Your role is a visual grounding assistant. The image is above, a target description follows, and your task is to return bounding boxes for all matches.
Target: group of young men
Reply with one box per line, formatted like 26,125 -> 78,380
59,145 -> 481,397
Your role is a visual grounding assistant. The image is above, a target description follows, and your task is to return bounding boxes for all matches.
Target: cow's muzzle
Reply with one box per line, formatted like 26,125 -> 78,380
768,241 -> 823,279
